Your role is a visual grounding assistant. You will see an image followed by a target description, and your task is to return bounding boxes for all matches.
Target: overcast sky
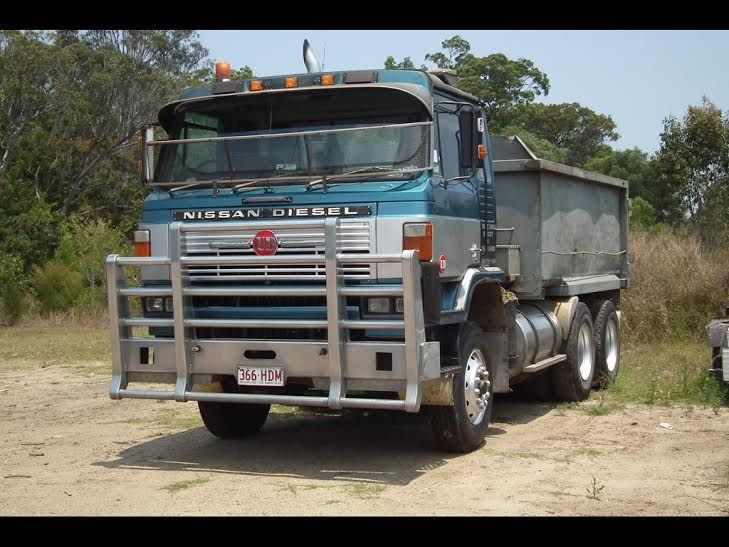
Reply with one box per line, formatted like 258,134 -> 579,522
197,30 -> 729,155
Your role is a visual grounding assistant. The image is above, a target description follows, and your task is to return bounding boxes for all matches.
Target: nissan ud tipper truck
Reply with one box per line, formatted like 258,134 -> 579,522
106,41 -> 629,452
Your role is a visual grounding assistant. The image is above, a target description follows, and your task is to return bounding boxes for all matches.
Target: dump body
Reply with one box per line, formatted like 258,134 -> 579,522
491,136 -> 629,300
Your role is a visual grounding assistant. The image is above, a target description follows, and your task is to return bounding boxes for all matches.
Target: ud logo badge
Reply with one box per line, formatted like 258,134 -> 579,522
252,230 -> 279,256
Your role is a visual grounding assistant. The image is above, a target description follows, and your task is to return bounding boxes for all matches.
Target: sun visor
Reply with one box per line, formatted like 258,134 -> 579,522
157,83 -> 433,133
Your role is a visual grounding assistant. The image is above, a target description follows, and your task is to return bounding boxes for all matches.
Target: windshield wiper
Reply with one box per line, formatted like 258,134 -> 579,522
167,173 -> 310,195
305,166 -> 407,191
232,173 -> 311,193
169,175 -> 233,194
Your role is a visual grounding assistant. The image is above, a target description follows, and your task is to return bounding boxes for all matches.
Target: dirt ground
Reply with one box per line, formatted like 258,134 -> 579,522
1,360 -> 728,516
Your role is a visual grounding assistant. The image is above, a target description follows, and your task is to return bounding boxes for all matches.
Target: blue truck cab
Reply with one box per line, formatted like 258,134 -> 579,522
107,44 -> 629,452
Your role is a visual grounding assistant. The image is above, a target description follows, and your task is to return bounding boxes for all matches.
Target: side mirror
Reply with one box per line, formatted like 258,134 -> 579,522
459,110 -> 478,171
139,125 -> 155,184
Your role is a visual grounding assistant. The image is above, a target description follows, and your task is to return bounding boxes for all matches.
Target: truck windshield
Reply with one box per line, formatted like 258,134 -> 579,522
153,88 -> 433,188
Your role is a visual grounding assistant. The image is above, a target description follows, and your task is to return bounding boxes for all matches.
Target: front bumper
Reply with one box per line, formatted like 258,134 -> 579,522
107,217 -> 441,411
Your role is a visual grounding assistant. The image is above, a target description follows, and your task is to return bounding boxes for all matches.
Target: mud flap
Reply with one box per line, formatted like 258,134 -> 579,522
482,330 -> 509,392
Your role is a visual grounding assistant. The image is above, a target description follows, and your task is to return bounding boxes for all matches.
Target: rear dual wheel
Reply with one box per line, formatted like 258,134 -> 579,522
593,300 -> 620,387
551,302 -> 596,401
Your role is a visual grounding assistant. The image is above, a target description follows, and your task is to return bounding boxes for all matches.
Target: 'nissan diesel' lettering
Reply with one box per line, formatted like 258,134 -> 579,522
174,205 -> 371,221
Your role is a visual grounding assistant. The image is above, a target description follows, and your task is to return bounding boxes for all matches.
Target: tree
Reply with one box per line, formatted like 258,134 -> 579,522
457,54 -> 550,130
49,32 -> 209,215
423,36 -> 550,130
424,35 -> 471,70
651,97 -> 729,232
516,102 -> 619,166
66,30 -> 208,77
1,31 -> 209,223
629,196 -> 657,230
384,56 -> 416,70
0,176 -> 62,270
0,31 -> 60,180
584,147 -> 656,203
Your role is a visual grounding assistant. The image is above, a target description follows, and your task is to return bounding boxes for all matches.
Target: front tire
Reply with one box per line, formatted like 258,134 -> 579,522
431,322 -> 494,453
198,394 -> 270,439
551,302 -> 595,401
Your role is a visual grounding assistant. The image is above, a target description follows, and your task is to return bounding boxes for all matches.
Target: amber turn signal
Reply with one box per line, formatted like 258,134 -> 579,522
403,223 -> 433,262
133,230 -> 151,257
478,144 -> 487,160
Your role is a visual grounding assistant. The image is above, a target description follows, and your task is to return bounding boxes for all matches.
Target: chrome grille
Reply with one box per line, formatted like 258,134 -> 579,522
182,220 -> 374,281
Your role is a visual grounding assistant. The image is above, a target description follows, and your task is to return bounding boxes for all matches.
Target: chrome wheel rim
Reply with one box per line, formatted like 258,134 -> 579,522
605,317 -> 619,373
577,322 -> 594,382
464,349 -> 490,425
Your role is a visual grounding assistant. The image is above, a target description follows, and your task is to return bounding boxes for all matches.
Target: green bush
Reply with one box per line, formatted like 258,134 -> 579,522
33,261 -> 83,314
55,217 -> 133,311
0,253 -> 29,324
2,284 -> 24,324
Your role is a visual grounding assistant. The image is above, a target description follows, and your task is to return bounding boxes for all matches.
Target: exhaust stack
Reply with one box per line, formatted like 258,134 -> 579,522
303,39 -> 321,73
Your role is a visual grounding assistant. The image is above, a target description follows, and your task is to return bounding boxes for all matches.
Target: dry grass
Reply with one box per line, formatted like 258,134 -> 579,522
622,229 -> 729,343
16,308 -> 110,329
0,326 -> 111,367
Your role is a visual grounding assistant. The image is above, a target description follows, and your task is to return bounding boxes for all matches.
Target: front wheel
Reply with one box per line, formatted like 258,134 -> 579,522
198,399 -> 270,439
431,322 -> 494,453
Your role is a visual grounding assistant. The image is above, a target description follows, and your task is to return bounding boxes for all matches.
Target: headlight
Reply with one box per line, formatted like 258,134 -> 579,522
365,297 -> 404,315
145,297 -> 164,313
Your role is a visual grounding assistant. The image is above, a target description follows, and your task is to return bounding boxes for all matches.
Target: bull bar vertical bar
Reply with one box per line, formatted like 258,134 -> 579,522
107,254 -> 129,399
170,221 -> 191,401
401,249 -> 423,411
325,217 -> 346,408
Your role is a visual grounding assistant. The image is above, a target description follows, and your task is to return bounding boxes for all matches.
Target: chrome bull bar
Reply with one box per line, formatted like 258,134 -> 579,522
106,217 -> 440,412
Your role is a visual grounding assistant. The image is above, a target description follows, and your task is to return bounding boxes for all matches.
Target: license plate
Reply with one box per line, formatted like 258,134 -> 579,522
237,366 -> 285,386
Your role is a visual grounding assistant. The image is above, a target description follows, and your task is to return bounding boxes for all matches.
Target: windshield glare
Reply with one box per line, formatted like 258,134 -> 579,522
154,90 -> 432,186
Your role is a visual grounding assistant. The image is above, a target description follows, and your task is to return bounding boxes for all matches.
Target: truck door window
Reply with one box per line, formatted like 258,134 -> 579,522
436,104 -> 461,180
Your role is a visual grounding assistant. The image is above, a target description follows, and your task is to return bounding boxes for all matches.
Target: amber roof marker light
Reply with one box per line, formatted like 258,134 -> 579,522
215,61 -> 231,82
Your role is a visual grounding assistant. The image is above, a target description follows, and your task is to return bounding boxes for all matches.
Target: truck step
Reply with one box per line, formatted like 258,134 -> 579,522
521,354 -> 567,374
